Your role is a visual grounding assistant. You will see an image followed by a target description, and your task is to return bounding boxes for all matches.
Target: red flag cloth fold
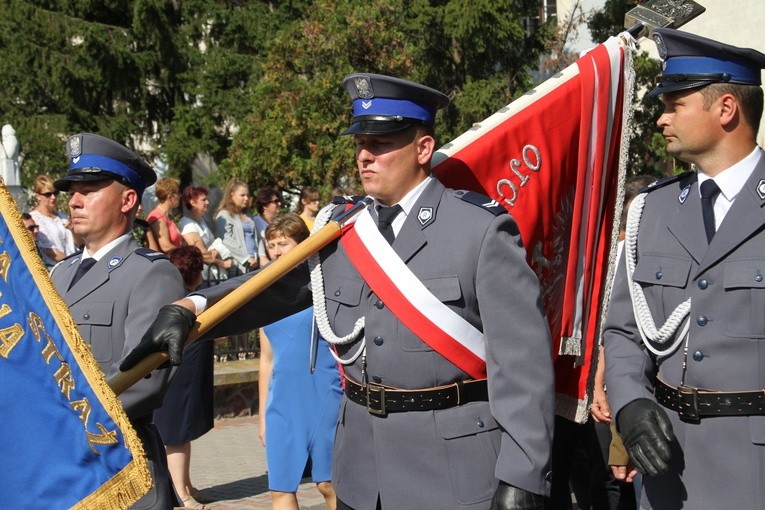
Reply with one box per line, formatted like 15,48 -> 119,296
433,36 -> 634,422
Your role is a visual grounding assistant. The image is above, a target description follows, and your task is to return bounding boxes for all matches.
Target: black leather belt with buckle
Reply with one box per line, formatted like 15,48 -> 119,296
654,377 -> 765,422
344,376 -> 488,416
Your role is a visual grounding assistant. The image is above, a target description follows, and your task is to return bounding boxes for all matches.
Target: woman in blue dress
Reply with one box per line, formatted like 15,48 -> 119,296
258,213 -> 342,510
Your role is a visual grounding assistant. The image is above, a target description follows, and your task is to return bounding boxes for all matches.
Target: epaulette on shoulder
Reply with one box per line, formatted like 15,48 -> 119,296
639,171 -> 694,195
51,251 -> 82,274
331,195 -> 366,205
61,250 -> 83,262
453,190 -> 507,216
135,248 -> 169,261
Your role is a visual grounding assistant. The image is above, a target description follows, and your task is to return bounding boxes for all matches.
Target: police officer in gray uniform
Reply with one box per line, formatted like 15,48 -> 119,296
603,29 -> 765,509
51,134 -> 186,510
123,74 -> 554,509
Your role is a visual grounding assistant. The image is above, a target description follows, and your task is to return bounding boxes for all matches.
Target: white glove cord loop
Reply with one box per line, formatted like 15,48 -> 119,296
308,202 -> 366,365
625,193 -> 690,357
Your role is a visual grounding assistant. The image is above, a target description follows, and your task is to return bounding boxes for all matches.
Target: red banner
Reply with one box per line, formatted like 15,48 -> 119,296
433,36 -> 634,422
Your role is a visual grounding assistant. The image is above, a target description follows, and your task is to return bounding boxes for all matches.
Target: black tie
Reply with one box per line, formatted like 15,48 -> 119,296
69,258 -> 97,289
700,179 -> 721,243
377,205 -> 402,245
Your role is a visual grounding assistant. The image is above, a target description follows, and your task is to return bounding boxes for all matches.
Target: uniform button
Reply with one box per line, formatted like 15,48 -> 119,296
697,315 -> 708,326
698,279 -> 708,290
83,313 -> 90,320
692,350 -> 704,362
545,471 -> 554,483
334,290 -> 341,297
477,418 -> 485,428
373,336 -> 384,346
757,274 -> 764,283
655,271 -> 663,280
375,300 -> 384,309
372,375 -> 382,383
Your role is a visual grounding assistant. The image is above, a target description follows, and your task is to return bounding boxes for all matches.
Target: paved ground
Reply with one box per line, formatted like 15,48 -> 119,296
188,415 -> 329,510
188,415 -> 579,510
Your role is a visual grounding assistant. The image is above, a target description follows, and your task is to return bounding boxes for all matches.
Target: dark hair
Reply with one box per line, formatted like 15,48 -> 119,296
21,212 -> 32,221
700,82 -> 764,134
330,187 -> 347,198
168,245 -> 204,290
296,186 -> 320,213
255,186 -> 281,215
265,212 -> 310,244
182,185 -> 208,210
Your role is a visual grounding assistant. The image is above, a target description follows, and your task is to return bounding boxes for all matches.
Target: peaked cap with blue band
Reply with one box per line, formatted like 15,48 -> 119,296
342,73 -> 450,135
54,133 -> 156,199
650,28 -> 765,96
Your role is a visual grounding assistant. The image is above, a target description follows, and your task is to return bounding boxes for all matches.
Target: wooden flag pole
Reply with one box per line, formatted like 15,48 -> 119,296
108,198 -> 371,396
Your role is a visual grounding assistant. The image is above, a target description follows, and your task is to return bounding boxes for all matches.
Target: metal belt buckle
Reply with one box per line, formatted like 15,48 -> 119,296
677,385 -> 700,422
366,383 -> 387,416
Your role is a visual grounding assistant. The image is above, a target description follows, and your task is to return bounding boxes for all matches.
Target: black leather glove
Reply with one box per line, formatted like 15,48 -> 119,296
617,398 -> 675,477
119,304 -> 196,370
491,481 -> 545,510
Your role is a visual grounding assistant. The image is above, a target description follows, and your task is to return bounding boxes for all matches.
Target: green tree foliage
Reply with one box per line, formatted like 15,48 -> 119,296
219,0 -> 551,196
0,0 -> 147,182
0,0 -> 305,188
1,0 -> 553,198
587,0 -> 670,177
161,0 -> 310,182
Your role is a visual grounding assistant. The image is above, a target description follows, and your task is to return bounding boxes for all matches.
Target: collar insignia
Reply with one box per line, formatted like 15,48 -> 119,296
678,185 -> 690,203
417,207 -> 433,226
108,256 -> 122,269
757,179 -> 765,200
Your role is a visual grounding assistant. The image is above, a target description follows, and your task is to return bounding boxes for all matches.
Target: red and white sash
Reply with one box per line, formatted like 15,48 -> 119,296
340,208 -> 487,379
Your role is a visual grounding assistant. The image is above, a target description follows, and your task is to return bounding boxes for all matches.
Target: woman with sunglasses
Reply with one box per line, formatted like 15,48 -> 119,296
29,174 -> 76,268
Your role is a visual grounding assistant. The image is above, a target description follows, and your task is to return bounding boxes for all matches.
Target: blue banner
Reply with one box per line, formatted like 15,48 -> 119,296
0,185 -> 150,509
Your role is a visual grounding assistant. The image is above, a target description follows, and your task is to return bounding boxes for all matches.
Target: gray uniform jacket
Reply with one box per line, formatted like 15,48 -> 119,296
51,236 -> 186,510
603,156 -> 765,510
199,178 -> 554,510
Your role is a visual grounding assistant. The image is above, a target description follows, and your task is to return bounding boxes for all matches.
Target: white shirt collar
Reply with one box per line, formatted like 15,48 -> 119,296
698,146 -> 763,201
371,175 -> 433,236
82,233 -> 131,261
372,175 -> 433,214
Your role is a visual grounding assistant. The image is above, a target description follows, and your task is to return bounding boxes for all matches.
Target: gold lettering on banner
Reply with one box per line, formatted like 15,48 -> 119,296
29,312 -> 44,341
0,251 -> 10,282
0,323 -> 24,359
496,144 -> 542,207
71,399 -> 92,426
40,334 -> 63,364
26,312 -> 119,455
85,423 -> 119,455
53,363 -> 75,399
0,286 -> 21,359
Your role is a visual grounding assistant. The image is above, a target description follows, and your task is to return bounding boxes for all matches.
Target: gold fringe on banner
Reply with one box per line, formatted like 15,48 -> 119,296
0,183 -> 151,509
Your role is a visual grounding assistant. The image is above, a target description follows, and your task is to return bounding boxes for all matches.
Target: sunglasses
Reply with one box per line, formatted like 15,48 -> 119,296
39,191 -> 59,198
268,199 -> 282,205
26,225 -> 39,232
